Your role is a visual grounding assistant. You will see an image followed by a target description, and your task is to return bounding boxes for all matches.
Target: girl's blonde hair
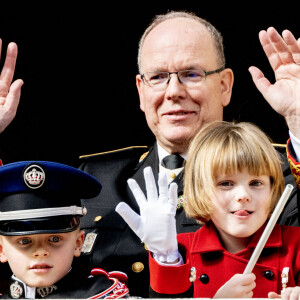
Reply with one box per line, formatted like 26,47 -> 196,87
183,121 -> 284,224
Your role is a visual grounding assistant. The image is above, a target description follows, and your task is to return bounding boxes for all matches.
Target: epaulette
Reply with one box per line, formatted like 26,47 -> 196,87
272,143 -> 286,148
286,138 -> 300,188
272,143 -> 287,154
139,151 -> 149,162
79,146 -> 149,159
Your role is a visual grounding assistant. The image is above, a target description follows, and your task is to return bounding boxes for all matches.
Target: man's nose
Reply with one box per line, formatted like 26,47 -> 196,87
165,74 -> 186,101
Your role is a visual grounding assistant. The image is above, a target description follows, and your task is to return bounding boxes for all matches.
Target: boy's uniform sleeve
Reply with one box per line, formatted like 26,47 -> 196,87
148,252 -> 192,297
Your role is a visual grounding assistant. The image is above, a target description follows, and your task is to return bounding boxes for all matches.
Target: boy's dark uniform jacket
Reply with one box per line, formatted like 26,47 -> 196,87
78,140 -> 299,298
0,266 -> 129,299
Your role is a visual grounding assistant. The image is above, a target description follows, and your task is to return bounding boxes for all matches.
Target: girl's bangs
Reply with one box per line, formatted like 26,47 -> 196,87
212,137 -> 271,177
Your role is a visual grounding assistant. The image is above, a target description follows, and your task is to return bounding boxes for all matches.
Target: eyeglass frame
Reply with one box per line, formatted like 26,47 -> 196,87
140,66 -> 225,88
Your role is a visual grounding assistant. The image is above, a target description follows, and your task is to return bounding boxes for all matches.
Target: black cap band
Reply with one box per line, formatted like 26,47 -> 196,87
0,216 -> 81,236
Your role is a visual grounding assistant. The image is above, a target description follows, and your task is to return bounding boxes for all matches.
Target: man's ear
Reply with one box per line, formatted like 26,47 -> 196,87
219,68 -> 234,107
0,241 -> 8,263
74,230 -> 85,257
136,74 -> 145,112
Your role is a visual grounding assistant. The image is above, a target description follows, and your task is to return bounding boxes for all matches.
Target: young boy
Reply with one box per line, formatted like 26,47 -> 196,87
0,161 -> 129,299
116,121 -> 300,299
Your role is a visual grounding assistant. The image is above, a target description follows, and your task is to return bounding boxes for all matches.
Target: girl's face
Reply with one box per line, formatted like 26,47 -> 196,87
0,230 -> 84,288
211,167 -> 271,253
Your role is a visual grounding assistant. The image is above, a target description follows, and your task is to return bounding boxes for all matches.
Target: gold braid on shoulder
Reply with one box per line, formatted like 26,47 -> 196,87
286,139 -> 300,189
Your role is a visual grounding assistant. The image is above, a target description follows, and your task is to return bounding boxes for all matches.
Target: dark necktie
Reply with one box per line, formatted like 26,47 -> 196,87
161,153 -> 184,170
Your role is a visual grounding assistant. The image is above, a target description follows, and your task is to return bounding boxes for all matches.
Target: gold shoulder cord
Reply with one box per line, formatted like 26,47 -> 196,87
79,146 -> 149,159
287,155 -> 300,188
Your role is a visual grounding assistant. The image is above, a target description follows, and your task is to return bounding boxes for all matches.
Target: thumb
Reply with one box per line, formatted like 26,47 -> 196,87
248,66 -> 271,99
115,202 -> 142,238
6,79 -> 24,111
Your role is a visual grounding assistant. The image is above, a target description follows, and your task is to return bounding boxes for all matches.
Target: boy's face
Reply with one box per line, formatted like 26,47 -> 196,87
0,229 -> 84,287
211,167 -> 271,251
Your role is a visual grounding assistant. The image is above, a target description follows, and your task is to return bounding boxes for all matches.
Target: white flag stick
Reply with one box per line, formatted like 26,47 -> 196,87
243,184 -> 294,274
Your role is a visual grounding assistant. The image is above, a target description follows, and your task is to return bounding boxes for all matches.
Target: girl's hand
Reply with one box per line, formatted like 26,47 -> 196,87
269,287 -> 300,300
214,273 -> 256,298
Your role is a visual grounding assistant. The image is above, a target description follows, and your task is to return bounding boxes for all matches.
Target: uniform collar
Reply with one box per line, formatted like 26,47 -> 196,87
9,276 -> 26,299
9,275 -> 59,299
9,276 -> 36,299
9,268 -> 73,299
191,221 -> 282,254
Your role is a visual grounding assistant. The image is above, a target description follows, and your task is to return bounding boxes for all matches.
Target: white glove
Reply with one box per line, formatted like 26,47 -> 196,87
115,166 -> 179,263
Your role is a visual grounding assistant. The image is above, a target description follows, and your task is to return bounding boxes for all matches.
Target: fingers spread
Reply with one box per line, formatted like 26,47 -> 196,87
127,178 -> 147,208
267,27 -> 294,66
168,182 -> 178,208
4,79 -> 23,111
144,166 -> 158,202
0,42 -> 18,89
158,172 -> 168,202
259,27 -> 295,71
282,29 -> 300,64
115,202 -> 141,234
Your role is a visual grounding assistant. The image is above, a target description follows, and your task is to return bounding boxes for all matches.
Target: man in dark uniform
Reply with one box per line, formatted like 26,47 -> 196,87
0,161 -> 129,299
78,11 -> 300,297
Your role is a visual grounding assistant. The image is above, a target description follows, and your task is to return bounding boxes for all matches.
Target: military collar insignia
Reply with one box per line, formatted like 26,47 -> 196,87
23,164 -> 45,189
81,232 -> 98,254
9,276 -> 57,298
36,285 -> 57,298
10,281 -> 24,299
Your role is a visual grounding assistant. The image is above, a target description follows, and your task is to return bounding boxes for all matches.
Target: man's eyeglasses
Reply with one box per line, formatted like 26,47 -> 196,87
141,67 -> 225,90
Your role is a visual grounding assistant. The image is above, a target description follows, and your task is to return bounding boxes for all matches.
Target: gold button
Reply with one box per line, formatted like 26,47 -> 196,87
189,267 -> 197,282
94,216 -> 102,222
132,262 -> 144,273
171,173 -> 176,179
144,243 -> 148,251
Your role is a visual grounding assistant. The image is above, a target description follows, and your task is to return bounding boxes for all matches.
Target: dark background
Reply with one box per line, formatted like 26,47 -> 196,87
0,4 -> 298,167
